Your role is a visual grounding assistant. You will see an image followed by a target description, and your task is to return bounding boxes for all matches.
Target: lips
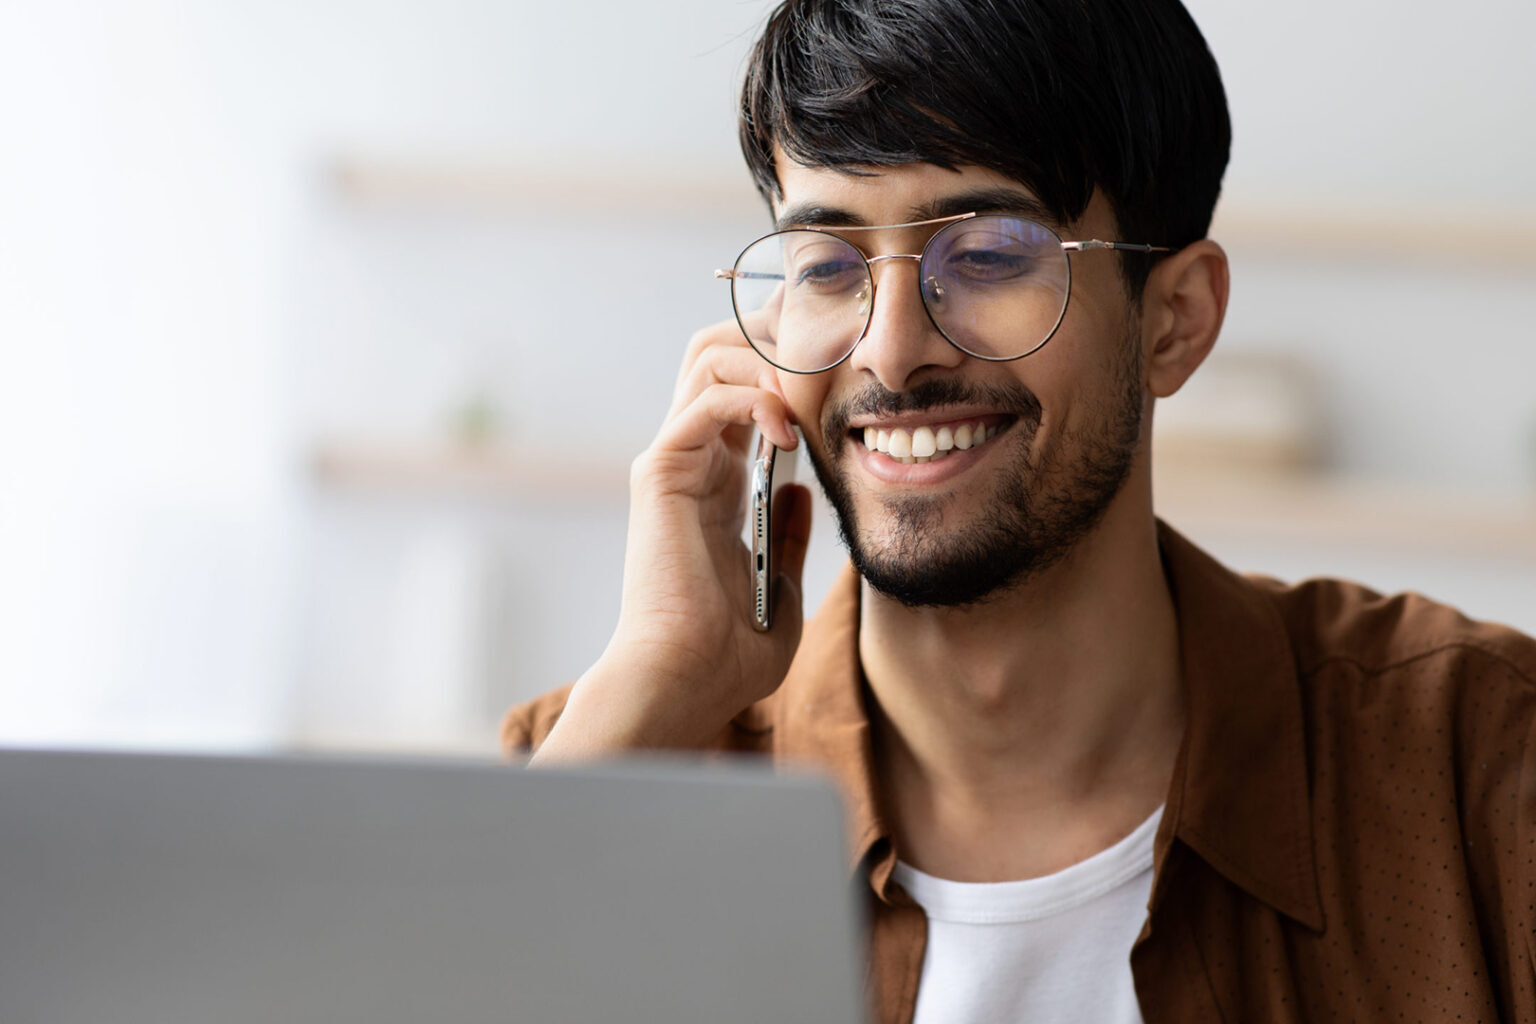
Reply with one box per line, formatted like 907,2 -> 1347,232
824,378 -> 1040,480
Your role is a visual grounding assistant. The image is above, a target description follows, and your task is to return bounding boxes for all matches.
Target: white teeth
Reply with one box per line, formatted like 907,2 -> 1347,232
911,426 -> 936,458
860,419 -> 998,460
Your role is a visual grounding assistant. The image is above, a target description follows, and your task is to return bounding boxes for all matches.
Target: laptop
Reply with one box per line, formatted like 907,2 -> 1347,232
0,748 -> 864,1024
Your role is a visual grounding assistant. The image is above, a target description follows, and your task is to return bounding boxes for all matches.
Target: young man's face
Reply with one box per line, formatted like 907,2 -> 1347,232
772,158 -> 1150,607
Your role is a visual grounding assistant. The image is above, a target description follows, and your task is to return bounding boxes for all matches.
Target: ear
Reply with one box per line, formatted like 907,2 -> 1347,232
1140,240 -> 1229,399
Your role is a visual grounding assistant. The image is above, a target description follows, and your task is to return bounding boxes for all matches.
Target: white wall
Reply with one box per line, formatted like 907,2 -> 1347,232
1,0 -> 1532,751
0,2 -> 304,746
1188,0 -> 1536,209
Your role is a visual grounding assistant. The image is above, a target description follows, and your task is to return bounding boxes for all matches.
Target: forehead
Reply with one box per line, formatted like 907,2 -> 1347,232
771,156 -> 1059,231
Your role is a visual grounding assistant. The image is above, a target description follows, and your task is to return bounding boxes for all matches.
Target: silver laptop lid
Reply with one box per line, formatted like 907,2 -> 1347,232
0,749 -> 863,1024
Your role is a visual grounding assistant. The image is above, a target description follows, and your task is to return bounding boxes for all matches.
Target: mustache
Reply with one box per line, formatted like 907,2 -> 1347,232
822,378 -> 1043,441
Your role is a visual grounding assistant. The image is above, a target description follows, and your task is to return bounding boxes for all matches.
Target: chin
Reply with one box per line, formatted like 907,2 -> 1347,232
808,419 -> 1141,611
845,493 -> 1064,609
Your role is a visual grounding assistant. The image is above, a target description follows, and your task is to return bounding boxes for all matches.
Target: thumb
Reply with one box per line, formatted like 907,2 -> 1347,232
769,483 -> 813,631
771,483 -> 813,586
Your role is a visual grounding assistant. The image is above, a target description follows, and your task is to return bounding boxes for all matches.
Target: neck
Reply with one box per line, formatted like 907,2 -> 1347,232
859,479 -> 1184,881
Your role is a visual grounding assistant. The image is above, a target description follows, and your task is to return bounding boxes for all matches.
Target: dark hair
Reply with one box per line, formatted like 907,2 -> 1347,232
738,0 -> 1231,295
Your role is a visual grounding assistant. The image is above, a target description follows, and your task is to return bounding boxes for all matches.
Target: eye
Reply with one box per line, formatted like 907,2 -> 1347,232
778,234 -> 865,293
930,215 -> 1060,286
792,257 -> 864,291
944,244 -> 1034,282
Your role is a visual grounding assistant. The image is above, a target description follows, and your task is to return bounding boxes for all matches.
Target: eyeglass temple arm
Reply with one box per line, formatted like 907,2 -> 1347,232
714,269 -> 785,280
1060,240 -> 1173,253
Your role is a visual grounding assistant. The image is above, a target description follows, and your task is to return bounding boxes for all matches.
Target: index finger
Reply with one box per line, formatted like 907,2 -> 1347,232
677,318 -> 756,395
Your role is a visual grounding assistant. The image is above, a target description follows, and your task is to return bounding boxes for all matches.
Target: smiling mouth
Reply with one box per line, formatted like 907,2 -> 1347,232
853,417 -> 1012,465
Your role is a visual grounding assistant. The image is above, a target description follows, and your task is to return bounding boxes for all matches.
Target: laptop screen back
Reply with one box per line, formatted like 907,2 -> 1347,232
0,749 -> 863,1024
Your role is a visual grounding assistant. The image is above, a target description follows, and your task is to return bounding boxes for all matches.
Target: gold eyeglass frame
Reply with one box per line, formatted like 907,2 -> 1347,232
714,211 -> 1172,374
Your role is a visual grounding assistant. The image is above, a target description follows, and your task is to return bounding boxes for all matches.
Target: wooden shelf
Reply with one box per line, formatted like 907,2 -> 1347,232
325,156 -> 1536,266
1154,466 -> 1536,561
310,440 -> 1536,559
310,440 -> 630,500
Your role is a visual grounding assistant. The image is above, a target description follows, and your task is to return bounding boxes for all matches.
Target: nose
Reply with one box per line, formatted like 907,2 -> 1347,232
847,254 -> 966,390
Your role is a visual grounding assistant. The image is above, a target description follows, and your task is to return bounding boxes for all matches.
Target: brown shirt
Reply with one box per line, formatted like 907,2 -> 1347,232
501,522 -> 1536,1023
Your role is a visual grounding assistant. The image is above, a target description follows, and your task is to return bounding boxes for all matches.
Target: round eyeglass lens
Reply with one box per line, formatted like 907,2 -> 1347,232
919,216 -> 1070,360
730,230 -> 871,373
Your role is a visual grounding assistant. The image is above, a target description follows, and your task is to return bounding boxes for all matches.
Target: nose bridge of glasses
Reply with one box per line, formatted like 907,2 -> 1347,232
860,250 -> 930,315
858,245 -> 950,354
851,250 -> 966,381
865,252 -> 923,267
864,251 -> 925,298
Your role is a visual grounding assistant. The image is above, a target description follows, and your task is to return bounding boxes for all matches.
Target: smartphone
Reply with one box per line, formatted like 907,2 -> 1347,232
749,431 -> 797,631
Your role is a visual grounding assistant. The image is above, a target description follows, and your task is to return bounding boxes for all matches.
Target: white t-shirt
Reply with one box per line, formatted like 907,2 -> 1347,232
890,806 -> 1163,1024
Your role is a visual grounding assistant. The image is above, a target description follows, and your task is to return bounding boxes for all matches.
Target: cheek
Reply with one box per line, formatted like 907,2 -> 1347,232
1029,292 -> 1139,420
1004,348 -> 1099,455
1009,346 -> 1073,421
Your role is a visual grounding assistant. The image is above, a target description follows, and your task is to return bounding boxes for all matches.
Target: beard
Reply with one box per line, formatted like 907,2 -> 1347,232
803,331 -> 1145,609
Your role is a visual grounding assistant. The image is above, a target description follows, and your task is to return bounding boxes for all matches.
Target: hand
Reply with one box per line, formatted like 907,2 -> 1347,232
532,317 -> 813,762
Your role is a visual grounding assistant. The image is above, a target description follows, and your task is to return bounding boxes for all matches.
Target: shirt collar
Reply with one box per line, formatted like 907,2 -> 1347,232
1154,521 -> 1324,930
758,520 -> 1324,930
752,569 -> 897,888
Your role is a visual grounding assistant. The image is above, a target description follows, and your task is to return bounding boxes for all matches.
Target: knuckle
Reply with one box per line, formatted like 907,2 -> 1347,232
701,381 -> 747,413
629,449 -> 663,490
629,449 -> 652,479
677,324 -> 739,390
686,318 -> 743,355
686,350 -> 739,393
685,321 -> 728,355
683,354 -> 720,391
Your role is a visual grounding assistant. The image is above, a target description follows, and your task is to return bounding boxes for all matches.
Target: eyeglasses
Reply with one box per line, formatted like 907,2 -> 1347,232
714,212 -> 1171,374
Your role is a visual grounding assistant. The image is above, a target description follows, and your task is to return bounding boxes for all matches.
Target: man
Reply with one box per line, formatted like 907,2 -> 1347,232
503,1 -> 1536,1021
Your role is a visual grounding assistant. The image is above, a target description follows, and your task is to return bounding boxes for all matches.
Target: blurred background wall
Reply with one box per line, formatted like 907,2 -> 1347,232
1,0 -> 1532,753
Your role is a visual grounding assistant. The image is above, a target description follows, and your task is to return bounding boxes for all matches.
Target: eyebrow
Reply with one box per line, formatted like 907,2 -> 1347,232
774,186 -> 1058,232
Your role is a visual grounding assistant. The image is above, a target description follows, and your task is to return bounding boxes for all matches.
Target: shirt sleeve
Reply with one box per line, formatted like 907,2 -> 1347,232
1461,640 -> 1536,1016
498,683 -> 575,759
1518,709 -> 1536,989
